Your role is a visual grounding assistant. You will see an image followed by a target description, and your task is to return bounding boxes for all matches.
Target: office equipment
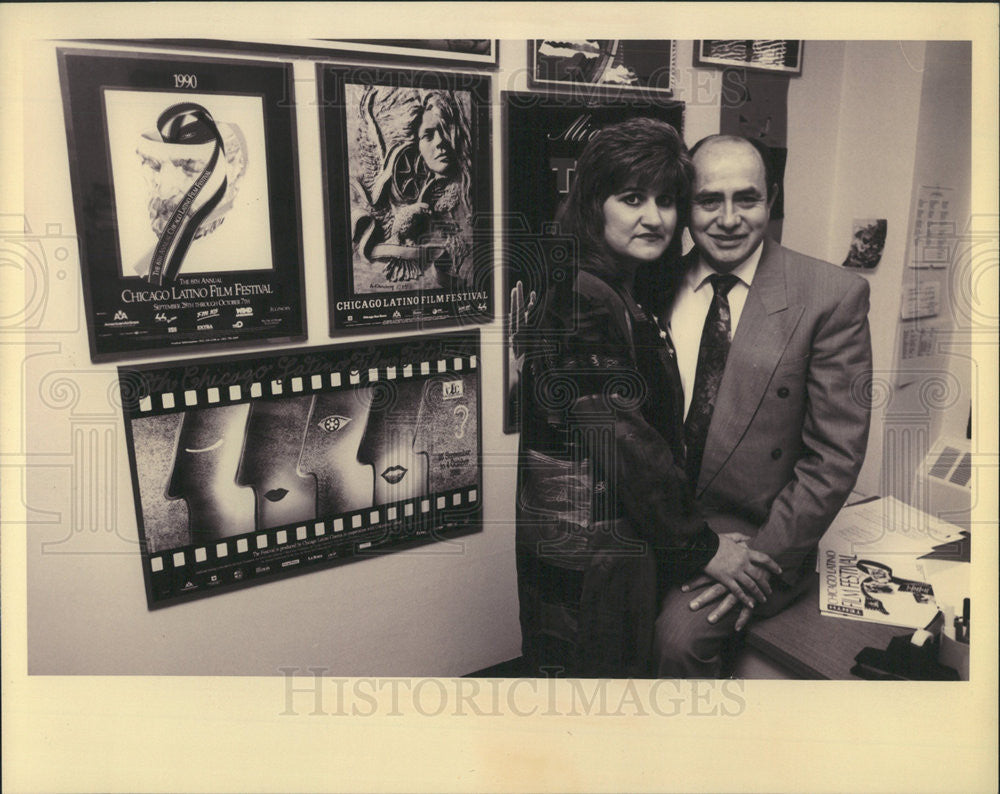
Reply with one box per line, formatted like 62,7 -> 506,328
913,435 -> 972,531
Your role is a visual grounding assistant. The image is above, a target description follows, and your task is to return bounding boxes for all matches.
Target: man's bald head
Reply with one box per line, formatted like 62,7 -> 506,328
689,134 -> 778,203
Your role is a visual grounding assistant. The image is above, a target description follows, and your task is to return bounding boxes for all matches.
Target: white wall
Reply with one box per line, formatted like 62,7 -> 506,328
882,41 -> 973,515
789,41 -> 928,498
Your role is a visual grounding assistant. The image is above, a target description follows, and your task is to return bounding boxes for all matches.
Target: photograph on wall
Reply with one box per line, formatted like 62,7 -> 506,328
119,330 -> 482,608
695,40 -> 803,74
500,91 -> 684,432
530,40 -> 674,95
114,39 -> 499,67
843,218 -> 888,269
58,49 -> 306,361
320,65 -> 493,331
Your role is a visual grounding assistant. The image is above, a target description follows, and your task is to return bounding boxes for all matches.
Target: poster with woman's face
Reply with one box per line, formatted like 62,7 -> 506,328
120,331 -> 482,608
320,66 -> 493,332
343,84 -> 474,295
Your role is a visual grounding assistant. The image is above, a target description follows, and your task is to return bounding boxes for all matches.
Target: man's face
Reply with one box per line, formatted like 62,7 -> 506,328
689,139 -> 775,273
165,403 -> 255,541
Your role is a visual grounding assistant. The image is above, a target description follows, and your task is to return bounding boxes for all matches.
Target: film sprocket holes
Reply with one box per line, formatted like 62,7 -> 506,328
58,49 -> 307,361
119,331 -> 481,609
319,63 -> 494,332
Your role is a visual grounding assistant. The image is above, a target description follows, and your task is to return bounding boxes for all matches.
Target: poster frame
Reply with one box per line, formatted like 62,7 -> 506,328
694,39 -> 804,75
97,38 -> 501,68
57,47 -> 308,362
528,39 -> 675,97
319,62 -> 494,334
118,329 -> 483,609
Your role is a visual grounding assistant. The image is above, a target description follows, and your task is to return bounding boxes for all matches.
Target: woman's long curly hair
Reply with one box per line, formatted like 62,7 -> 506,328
410,90 -> 474,218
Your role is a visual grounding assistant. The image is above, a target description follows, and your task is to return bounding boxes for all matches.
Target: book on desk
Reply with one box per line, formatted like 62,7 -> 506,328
818,496 -> 970,635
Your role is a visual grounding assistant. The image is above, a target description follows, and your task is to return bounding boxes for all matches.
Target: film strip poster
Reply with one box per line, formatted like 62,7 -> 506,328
319,64 -> 493,332
119,331 -> 481,608
58,49 -> 306,361
501,91 -> 684,432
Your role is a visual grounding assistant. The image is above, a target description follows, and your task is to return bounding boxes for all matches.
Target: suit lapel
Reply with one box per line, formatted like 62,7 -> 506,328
697,239 -> 805,493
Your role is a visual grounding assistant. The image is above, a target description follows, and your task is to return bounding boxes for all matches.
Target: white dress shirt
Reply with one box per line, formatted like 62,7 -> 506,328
669,243 -> 764,420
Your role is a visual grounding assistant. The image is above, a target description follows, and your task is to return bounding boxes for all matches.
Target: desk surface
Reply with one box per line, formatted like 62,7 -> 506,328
746,573 -> 908,679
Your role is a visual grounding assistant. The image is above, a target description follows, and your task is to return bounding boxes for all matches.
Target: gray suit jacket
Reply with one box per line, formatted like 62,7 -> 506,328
685,238 -> 873,587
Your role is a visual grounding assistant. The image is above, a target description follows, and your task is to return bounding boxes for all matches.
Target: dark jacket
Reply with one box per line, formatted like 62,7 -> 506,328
516,256 -> 718,677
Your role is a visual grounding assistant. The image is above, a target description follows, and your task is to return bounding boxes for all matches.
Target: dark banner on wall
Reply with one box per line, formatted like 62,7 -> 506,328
319,64 -> 493,332
718,68 -> 789,239
58,49 -> 306,361
500,91 -> 685,432
119,331 -> 482,609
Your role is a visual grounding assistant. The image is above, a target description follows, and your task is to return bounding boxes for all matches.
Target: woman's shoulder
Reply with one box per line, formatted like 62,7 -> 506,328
573,268 -> 622,306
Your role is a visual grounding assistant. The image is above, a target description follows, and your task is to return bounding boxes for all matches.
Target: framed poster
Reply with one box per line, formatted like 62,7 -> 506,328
500,91 -> 685,432
530,40 -> 674,96
319,64 -> 493,331
58,49 -> 306,361
119,330 -> 482,609
110,39 -> 500,67
695,40 -> 803,75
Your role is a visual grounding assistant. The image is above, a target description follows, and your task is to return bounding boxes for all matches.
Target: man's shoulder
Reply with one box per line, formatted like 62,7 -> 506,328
768,240 -> 868,296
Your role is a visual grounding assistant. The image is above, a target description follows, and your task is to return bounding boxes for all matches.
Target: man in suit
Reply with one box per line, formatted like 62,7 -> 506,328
654,134 -> 873,677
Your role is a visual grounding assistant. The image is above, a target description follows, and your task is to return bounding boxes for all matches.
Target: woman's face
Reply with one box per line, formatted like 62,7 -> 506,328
417,103 -> 454,175
601,185 -> 677,262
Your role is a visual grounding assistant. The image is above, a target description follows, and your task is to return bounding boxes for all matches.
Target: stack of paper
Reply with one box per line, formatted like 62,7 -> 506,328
817,497 -> 969,629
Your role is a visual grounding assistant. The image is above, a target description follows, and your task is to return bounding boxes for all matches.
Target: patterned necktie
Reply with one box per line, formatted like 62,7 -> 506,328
684,273 -> 740,486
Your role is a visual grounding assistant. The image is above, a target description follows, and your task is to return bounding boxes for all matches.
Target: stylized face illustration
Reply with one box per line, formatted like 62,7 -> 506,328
417,102 -> 454,176
165,403 -> 255,542
136,121 -> 248,239
236,396 -> 315,530
857,561 -> 893,584
297,389 -> 374,517
356,380 -> 428,505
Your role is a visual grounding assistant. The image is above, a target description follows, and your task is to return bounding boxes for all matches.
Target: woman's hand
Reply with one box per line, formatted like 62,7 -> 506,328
700,533 -> 781,609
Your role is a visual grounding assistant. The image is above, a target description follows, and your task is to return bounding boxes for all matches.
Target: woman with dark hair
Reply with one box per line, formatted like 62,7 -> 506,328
514,117 -> 778,677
